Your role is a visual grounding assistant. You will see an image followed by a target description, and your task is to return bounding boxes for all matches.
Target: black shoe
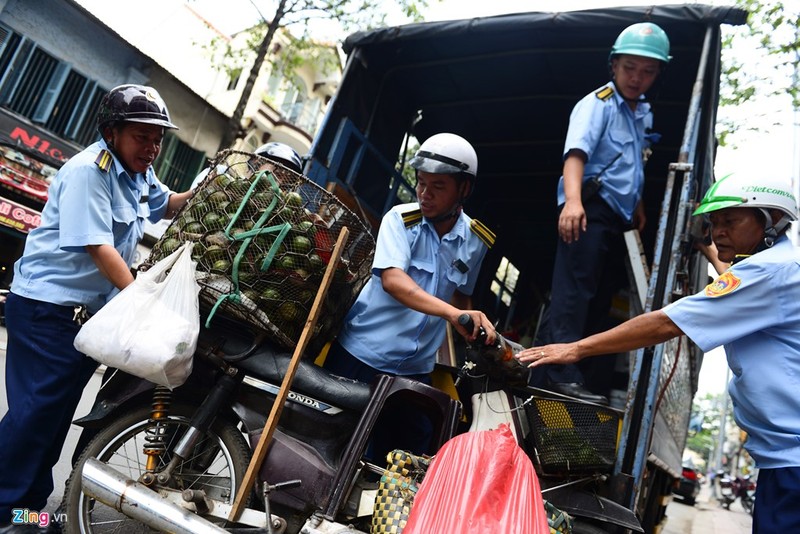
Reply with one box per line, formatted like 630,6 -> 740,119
547,382 -> 609,405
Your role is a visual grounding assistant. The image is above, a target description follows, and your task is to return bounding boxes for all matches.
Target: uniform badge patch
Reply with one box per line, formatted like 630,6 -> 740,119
704,271 -> 742,298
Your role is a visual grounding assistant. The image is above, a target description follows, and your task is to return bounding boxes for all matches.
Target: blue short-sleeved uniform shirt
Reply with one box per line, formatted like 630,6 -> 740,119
12,140 -> 171,313
556,82 -> 653,222
337,203 -> 489,375
663,236 -> 800,468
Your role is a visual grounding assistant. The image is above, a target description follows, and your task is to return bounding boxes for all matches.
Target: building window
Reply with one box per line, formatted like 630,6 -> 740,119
227,68 -> 241,91
280,76 -> 307,124
154,132 -> 207,192
0,24 -> 102,147
491,257 -> 519,307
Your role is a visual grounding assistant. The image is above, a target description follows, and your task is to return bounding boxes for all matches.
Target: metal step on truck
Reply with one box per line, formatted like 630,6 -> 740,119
301,4 -> 747,533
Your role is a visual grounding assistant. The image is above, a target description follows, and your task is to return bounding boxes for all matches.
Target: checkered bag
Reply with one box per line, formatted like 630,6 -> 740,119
371,450 -> 431,534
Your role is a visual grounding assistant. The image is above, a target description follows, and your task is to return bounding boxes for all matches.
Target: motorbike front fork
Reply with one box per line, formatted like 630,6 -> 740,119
140,368 -> 243,486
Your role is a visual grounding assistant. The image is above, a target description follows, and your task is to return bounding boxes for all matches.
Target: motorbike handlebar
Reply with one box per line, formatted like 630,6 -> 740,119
457,313 -> 487,345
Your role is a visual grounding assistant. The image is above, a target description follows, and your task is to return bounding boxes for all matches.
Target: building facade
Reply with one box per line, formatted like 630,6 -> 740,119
0,0 -> 229,284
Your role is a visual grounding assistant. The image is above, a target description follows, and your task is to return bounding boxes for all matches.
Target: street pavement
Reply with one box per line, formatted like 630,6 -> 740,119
663,483 -> 752,534
0,325 -> 754,533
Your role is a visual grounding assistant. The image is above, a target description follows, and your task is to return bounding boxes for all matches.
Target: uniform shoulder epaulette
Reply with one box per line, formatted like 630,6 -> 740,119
595,86 -> 615,101
94,149 -> 113,172
470,219 -> 495,248
402,207 -> 423,228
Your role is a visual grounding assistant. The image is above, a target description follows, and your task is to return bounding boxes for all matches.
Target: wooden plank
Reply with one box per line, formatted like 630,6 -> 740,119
228,226 -> 351,522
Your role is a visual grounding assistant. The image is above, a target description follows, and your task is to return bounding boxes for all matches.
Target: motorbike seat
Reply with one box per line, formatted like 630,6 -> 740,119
196,317 -> 371,411
235,347 -> 372,412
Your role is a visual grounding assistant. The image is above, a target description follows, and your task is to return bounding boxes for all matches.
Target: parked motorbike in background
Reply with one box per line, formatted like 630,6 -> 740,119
717,471 -> 755,515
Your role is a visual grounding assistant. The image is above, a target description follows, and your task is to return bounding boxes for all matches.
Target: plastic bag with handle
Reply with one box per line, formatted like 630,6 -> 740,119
403,424 -> 550,534
74,242 -> 200,389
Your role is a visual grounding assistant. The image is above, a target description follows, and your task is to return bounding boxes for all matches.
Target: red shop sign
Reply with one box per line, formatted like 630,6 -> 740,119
0,196 -> 41,234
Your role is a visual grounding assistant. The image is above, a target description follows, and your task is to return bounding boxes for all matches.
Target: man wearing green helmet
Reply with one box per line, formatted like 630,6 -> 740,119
519,173 -> 800,532
534,22 -> 671,404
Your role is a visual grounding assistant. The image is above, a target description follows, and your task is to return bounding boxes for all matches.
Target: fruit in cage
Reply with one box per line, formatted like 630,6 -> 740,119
160,237 -> 182,255
211,259 -> 231,273
184,222 -> 204,235
252,191 -> 274,208
258,288 -> 282,311
202,211 -> 225,230
205,190 -> 229,205
213,173 -> 233,188
285,191 -> 303,208
202,244 -> 226,263
276,301 -> 301,322
278,254 -> 301,270
291,235 -> 313,254
294,220 -> 316,236
308,253 -> 325,273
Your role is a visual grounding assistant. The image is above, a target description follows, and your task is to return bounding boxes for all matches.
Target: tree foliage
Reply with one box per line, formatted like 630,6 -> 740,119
718,0 -> 799,146
685,392 -> 740,471
208,0 -> 433,151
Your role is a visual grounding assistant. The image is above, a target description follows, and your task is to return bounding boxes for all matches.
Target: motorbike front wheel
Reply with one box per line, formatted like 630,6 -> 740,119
63,404 -> 251,533
741,494 -> 754,515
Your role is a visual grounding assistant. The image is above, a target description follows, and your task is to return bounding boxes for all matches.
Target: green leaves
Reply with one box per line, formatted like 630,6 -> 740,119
719,0 -> 800,143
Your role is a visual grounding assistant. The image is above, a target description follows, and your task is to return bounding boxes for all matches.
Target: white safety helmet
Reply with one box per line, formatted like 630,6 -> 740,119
694,174 -> 798,247
409,132 -> 478,180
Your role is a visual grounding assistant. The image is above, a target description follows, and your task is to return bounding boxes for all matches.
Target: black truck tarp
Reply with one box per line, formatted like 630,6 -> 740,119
309,4 -> 747,309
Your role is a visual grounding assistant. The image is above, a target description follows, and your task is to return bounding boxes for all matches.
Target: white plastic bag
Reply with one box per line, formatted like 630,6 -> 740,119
74,242 -> 201,389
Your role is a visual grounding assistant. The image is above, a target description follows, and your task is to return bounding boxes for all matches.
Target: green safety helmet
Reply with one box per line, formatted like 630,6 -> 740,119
693,174 -> 798,220
610,22 -> 672,64
694,174 -> 798,248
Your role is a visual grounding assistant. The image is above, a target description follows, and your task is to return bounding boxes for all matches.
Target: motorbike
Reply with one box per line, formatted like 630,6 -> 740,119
64,312 -> 461,534
66,311 -> 643,534
717,471 -> 755,515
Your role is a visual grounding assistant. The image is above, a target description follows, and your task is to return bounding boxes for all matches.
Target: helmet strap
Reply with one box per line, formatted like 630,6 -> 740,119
426,206 -> 461,224
757,208 -> 791,248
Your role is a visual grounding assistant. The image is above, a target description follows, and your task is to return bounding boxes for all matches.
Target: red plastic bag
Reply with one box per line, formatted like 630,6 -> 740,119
404,424 -> 549,534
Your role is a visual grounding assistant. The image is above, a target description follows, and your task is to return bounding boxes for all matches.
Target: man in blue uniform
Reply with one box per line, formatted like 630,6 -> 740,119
0,85 -> 191,532
535,22 -> 671,404
325,132 -> 496,456
519,174 -> 800,533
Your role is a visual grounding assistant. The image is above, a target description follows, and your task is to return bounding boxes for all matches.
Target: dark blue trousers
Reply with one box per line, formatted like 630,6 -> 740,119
323,341 -> 433,462
0,293 -> 98,520
535,195 -> 627,385
753,467 -> 800,532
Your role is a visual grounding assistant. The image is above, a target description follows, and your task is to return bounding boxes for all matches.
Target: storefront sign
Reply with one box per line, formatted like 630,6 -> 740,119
0,196 -> 41,234
0,108 -> 80,168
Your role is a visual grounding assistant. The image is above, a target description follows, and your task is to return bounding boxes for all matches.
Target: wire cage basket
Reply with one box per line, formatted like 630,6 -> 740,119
522,388 -> 622,475
143,150 -> 375,355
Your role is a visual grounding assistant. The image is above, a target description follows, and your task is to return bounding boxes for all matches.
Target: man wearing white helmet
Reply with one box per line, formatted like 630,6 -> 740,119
518,174 -> 800,532
325,132 -> 496,458
535,22 -> 672,404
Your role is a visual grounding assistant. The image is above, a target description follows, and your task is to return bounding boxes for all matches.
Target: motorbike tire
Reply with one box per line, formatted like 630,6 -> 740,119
741,495 -> 754,515
63,404 -> 251,534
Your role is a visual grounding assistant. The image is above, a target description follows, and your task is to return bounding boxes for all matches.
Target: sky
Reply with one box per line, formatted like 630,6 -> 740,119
184,0 -> 794,395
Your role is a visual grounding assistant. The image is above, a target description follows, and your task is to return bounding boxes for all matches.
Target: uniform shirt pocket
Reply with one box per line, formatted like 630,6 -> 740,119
408,256 -> 435,290
111,204 -> 138,242
607,119 -> 634,150
445,259 -> 469,289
